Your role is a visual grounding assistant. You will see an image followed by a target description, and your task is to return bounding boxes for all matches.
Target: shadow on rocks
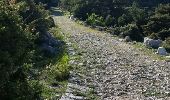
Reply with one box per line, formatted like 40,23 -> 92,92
38,32 -> 65,57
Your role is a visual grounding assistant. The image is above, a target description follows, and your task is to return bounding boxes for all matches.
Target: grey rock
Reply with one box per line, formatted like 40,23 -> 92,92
144,37 -> 162,48
156,47 -> 168,56
166,56 -> 170,59
124,36 -> 132,42
39,32 -> 65,56
118,39 -> 124,42
41,32 -> 64,47
96,26 -> 105,31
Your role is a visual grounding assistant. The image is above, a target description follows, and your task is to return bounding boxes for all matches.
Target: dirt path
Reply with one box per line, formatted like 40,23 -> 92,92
52,9 -> 170,100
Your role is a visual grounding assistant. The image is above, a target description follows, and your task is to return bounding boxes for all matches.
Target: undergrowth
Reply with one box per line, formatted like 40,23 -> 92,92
30,26 -> 70,99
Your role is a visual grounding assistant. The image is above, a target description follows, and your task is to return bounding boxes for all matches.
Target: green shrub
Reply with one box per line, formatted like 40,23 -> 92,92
128,2 -> 146,24
86,13 -> 105,26
157,29 -> 170,40
163,37 -> 170,53
105,15 -> 114,26
21,3 -> 52,33
118,2 -> 146,27
119,24 -> 144,42
111,27 -> 121,35
149,32 -> 159,40
0,0 -> 56,99
118,14 -> 132,26
0,0 -> 33,85
143,4 -> 170,40
0,1 -> 43,99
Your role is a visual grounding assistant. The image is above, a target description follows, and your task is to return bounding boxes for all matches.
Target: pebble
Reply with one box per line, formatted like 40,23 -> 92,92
55,14 -> 170,100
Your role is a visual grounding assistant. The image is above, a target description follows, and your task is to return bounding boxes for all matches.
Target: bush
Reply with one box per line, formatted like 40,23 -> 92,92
105,15 -> 114,26
0,0 -> 33,85
118,2 -> 146,27
19,2 -> 52,33
118,24 -> 144,42
156,29 -> 170,40
0,1 -> 43,99
0,0 -> 56,99
86,13 -> 105,26
163,37 -> 170,53
118,14 -> 132,26
128,2 -> 146,24
143,4 -> 170,40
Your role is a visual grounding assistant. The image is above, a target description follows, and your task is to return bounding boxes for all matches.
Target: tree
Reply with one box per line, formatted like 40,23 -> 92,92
144,4 -> 170,40
128,2 -> 146,24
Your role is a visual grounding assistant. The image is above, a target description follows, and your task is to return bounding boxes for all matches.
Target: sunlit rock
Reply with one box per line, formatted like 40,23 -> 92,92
144,37 -> 162,48
156,47 -> 168,56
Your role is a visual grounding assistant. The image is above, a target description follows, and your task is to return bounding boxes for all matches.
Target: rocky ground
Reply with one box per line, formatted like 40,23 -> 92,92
52,9 -> 170,100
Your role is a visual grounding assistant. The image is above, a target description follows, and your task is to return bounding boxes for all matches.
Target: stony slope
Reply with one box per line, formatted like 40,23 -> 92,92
53,9 -> 170,100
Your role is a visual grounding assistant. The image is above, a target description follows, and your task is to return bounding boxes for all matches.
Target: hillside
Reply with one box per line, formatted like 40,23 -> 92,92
0,0 -> 170,100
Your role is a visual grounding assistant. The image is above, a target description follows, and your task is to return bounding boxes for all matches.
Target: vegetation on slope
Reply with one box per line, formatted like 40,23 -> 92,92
0,0 -> 69,99
58,0 -> 170,51
1,0 -> 170,99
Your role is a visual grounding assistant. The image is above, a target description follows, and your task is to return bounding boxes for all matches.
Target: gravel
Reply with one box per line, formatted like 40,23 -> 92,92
53,13 -> 170,100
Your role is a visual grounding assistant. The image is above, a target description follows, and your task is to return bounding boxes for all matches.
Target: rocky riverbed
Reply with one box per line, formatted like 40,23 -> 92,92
53,10 -> 170,100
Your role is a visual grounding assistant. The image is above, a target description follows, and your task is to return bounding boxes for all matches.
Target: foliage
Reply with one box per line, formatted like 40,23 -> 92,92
118,2 -> 146,26
0,0 -> 40,99
118,14 -> 132,26
59,0 -> 125,21
0,0 -> 60,99
105,15 -> 114,26
117,24 -> 144,42
37,47 -> 69,99
128,2 -> 146,24
163,37 -> 170,53
86,13 -> 105,26
18,1 -> 52,33
143,4 -> 170,40
59,0 -> 81,13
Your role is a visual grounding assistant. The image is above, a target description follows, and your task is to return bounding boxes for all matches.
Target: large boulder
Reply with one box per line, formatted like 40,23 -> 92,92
144,37 -> 162,48
156,47 -> 168,56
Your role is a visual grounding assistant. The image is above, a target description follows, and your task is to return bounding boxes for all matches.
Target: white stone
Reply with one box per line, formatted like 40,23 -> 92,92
69,15 -> 74,20
144,37 -> 162,48
166,56 -> 170,59
156,47 -> 168,56
119,39 -> 124,42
